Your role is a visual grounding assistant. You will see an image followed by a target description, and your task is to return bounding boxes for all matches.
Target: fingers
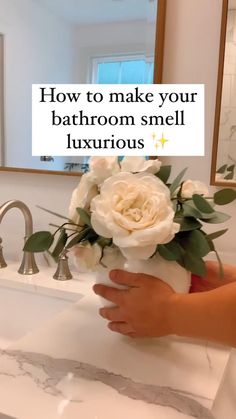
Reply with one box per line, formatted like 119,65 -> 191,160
93,284 -> 126,305
108,322 -> 135,335
99,307 -> 125,322
109,269 -> 144,287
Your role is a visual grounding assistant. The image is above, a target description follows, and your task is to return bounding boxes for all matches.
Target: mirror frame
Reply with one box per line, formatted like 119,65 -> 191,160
210,0 -> 236,187
0,0 -> 166,177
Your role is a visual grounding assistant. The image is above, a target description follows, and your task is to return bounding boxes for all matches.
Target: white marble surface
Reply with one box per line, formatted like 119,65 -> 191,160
211,349 -> 236,419
0,271 -> 231,419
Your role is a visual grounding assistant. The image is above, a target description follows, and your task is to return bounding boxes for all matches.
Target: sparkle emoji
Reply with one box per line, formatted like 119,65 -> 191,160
152,132 -> 159,151
158,133 -> 169,149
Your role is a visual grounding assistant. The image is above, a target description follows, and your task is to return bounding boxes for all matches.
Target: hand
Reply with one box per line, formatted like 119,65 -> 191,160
190,261 -> 236,293
93,270 -> 177,338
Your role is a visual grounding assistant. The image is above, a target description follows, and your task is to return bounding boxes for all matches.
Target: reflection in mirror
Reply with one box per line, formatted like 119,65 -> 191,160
211,0 -> 236,186
0,0 -> 162,176
0,33 -> 3,163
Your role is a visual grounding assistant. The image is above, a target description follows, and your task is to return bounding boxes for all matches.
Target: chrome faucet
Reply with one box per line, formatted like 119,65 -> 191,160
0,200 -> 39,275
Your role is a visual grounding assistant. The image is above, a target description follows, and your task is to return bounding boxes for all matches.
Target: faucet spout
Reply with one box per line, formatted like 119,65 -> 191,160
0,200 -> 39,275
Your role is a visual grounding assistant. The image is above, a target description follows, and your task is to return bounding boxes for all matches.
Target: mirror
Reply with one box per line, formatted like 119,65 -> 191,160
0,0 -> 166,177
211,0 -> 236,186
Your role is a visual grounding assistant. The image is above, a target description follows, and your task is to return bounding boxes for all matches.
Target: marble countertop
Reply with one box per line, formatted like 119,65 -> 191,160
0,269 -> 231,419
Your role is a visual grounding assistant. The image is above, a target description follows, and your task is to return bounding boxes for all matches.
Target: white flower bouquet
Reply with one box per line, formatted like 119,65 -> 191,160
25,157 -> 236,281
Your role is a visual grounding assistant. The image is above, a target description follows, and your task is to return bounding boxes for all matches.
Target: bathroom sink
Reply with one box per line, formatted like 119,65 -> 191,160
0,281 -> 83,349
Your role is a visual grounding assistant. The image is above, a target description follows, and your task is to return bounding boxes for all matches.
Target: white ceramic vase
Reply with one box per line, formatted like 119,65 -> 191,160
95,253 -> 191,307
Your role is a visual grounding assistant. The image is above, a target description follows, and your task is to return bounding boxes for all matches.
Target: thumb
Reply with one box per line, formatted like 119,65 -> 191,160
109,269 -> 145,287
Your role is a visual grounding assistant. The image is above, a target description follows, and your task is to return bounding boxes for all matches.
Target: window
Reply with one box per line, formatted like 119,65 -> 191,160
91,55 -> 154,84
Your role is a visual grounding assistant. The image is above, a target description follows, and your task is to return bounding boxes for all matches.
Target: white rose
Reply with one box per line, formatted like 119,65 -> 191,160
68,172 -> 98,224
101,246 -> 126,269
89,157 -> 120,185
181,180 -> 209,199
72,242 -> 102,272
120,156 -> 161,174
91,172 -> 180,260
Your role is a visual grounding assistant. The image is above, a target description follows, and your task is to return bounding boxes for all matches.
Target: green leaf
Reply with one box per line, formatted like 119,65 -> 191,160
201,211 -> 231,224
214,189 -> 236,205
51,229 -> 68,260
66,227 -> 91,249
169,167 -> 188,196
23,231 -> 54,253
158,240 -> 183,261
192,194 -> 214,213
183,252 -> 207,277
206,229 -> 228,241
175,216 -> 202,232
214,249 -> 224,279
183,203 -> 202,219
227,164 -> 235,172
224,172 -> 234,180
155,165 -> 171,184
206,238 -> 224,279
180,230 -> 211,258
76,208 -> 91,227
182,200 -> 216,219
216,164 -> 227,174
198,211 -> 218,220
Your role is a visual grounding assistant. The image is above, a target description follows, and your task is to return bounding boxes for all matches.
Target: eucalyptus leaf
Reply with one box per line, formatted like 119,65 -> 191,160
214,189 -> 236,205
183,203 -> 202,219
201,211 -> 231,224
198,211 -> 218,220
214,249 -> 224,279
169,167 -> 188,196
155,165 -> 171,184
51,229 -> 68,260
182,200 -> 215,219
24,231 -> 54,253
66,227 -> 91,249
206,237 -> 214,252
175,217 -> 202,232
76,207 -> 91,227
158,240 -> 183,261
206,229 -> 228,241
183,252 -> 206,277
206,239 -> 224,278
180,230 -> 211,258
192,194 -> 214,213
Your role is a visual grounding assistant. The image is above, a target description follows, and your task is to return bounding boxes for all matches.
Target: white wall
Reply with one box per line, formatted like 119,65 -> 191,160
0,0 -> 77,170
0,0 -> 235,264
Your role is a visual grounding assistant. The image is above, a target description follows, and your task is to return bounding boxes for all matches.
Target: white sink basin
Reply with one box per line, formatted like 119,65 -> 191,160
0,264 -> 86,348
0,286 -> 77,348
0,285 -> 80,348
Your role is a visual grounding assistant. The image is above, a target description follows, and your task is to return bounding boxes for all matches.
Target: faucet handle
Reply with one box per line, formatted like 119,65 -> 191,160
53,249 -> 73,281
18,236 -> 39,275
0,237 -> 7,268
